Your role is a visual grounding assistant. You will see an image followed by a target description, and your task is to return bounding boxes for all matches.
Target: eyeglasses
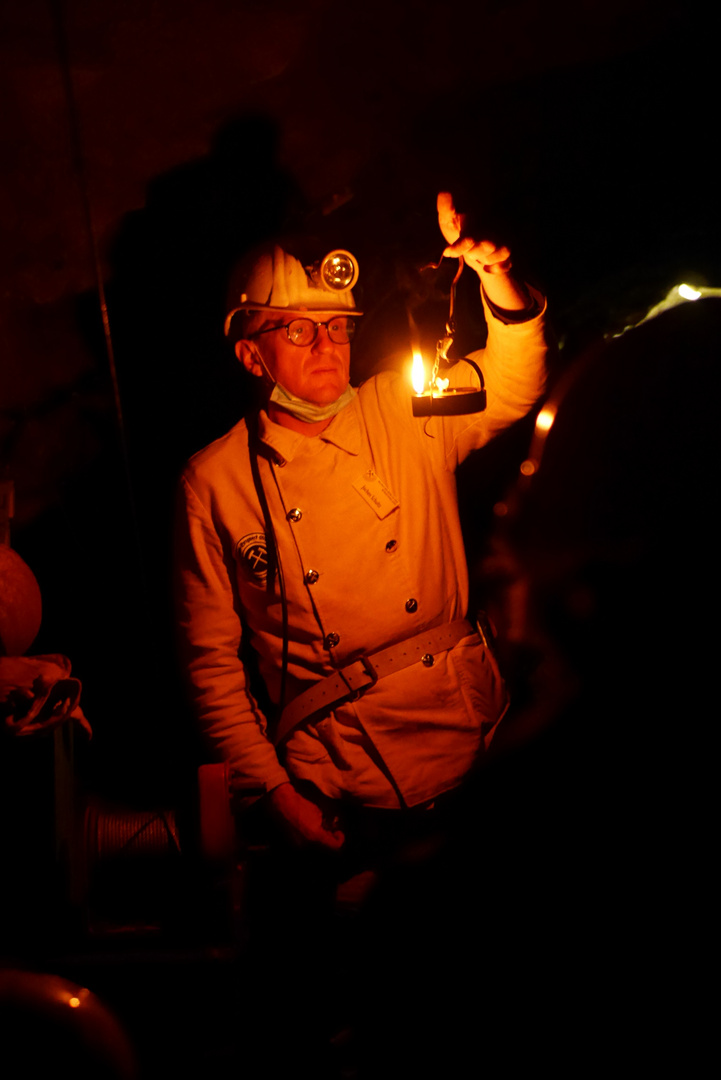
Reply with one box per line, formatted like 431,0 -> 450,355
248,316 -> 357,347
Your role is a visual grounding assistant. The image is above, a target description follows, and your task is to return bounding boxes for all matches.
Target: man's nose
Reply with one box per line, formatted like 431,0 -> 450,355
311,323 -> 335,352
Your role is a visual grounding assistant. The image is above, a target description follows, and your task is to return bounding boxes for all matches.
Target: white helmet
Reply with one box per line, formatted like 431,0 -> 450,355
224,245 -> 361,336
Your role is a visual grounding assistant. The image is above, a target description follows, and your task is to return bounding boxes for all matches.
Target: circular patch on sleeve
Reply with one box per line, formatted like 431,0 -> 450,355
235,532 -> 269,584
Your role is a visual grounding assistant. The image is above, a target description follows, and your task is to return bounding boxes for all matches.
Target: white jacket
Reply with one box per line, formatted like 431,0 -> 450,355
176,291 -> 548,807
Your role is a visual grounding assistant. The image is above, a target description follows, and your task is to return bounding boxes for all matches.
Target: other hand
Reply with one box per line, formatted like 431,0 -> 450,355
266,782 -> 345,851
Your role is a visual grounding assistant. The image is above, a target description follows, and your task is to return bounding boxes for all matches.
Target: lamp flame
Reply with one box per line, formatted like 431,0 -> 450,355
411,351 -> 426,394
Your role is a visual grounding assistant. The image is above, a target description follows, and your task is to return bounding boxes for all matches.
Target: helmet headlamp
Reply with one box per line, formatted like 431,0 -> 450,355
310,250 -> 359,292
224,244 -> 362,337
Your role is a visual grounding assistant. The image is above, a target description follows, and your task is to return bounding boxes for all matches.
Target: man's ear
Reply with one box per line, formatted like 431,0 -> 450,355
236,339 -> 264,379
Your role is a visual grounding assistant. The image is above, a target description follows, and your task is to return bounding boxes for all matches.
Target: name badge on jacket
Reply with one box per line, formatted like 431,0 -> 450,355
352,470 -> 399,519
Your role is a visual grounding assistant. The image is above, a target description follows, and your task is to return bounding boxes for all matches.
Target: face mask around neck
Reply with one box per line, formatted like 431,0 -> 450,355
269,381 -> 356,424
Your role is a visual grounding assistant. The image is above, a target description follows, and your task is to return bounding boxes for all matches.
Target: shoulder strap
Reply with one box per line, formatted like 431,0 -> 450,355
246,412 -> 289,716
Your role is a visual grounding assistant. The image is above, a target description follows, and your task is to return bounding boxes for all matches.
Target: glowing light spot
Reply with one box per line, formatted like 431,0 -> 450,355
678,283 -> 701,301
411,352 -> 426,394
493,501 -> 508,517
520,460 -> 536,476
435,376 -> 449,392
68,996 -> 81,1008
535,406 -> 556,433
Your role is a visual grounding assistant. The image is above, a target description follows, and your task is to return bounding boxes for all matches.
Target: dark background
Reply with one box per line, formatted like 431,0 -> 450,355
2,0 -> 715,798
0,3 -> 716,1071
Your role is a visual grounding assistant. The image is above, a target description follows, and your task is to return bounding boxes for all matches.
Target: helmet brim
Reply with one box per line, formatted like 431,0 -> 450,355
224,303 -> 363,337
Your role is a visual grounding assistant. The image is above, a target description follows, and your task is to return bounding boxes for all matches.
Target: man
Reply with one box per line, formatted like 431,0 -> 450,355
175,193 -> 548,855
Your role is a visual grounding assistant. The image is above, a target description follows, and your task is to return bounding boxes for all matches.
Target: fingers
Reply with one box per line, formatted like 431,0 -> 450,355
269,783 -> 346,850
437,192 -> 511,274
297,815 -> 345,850
443,237 -> 510,263
442,235 -> 476,259
443,235 -> 512,274
318,825 -> 346,850
437,191 -> 465,245
466,241 -> 512,274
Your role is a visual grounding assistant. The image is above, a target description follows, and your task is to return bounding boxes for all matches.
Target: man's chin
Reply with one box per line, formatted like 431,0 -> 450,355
310,393 -> 344,407
307,382 -> 348,406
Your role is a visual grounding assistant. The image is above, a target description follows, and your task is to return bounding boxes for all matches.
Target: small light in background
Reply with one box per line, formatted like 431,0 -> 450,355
612,279 -> 720,336
535,405 -> 556,434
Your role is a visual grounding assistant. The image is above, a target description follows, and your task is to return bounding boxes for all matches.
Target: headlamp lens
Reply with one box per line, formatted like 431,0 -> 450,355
319,250 -> 359,291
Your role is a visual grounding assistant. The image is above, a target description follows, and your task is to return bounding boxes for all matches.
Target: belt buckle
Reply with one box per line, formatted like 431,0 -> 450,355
339,655 -> 378,701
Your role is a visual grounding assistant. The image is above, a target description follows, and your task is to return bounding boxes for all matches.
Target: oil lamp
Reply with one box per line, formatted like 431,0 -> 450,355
411,257 -> 487,417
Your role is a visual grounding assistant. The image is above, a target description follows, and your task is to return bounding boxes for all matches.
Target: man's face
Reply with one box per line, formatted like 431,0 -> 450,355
244,311 -> 352,406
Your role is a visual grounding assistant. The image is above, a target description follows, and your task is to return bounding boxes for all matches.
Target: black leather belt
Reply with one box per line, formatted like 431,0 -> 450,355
274,618 -> 474,746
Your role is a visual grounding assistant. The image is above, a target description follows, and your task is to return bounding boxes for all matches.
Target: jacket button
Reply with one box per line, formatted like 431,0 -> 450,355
325,632 -> 340,649
405,598 -> 418,613
421,653 -> 434,667
385,540 -> 397,553
304,569 -> 320,585
287,508 -> 302,523
273,454 -> 286,467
